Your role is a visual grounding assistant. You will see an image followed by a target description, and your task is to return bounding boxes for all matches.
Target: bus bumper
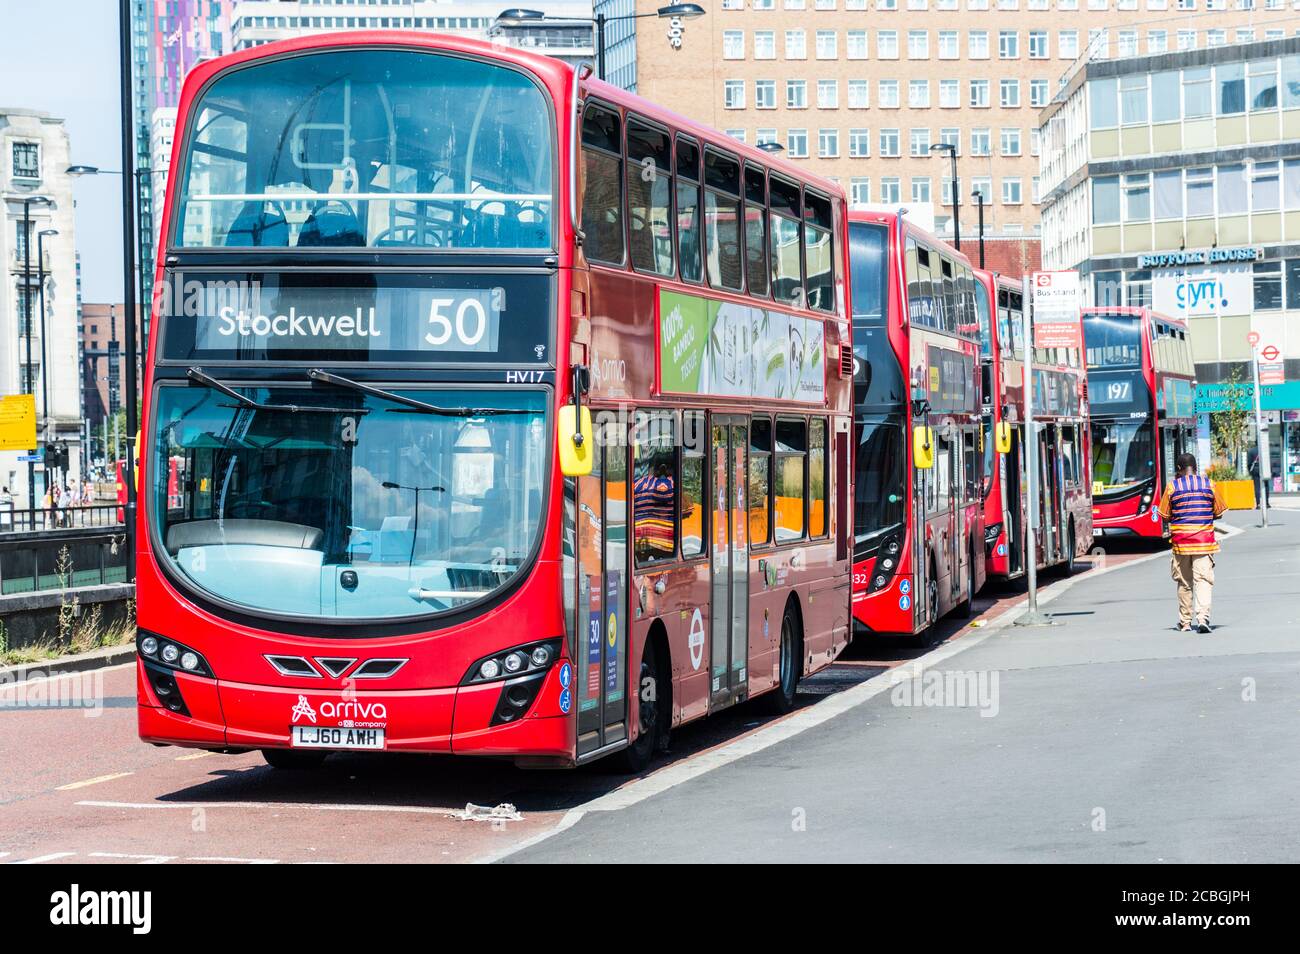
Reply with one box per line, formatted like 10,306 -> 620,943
137,659 -> 575,759
1093,505 -> 1163,538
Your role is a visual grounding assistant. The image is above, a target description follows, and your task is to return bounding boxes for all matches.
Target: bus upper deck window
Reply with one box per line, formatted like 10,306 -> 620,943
581,104 -> 625,265
676,137 -> 703,284
803,190 -> 834,312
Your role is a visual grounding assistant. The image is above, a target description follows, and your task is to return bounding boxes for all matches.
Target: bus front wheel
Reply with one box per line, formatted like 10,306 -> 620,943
761,605 -> 802,714
616,636 -> 667,774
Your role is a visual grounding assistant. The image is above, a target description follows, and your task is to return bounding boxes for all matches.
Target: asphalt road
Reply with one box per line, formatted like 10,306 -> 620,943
0,523 -> 1250,864
506,512 -> 1300,863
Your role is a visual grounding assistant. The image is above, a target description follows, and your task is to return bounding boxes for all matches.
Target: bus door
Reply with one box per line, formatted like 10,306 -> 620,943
1040,425 -> 1060,563
912,424 -> 934,630
575,419 -> 629,758
946,432 -> 962,604
709,415 -> 749,709
1006,427 -> 1025,575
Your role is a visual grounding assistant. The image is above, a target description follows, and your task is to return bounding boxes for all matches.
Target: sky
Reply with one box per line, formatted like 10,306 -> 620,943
1,0 -> 126,302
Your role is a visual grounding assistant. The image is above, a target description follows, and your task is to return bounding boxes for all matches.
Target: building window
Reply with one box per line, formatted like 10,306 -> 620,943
1177,30 -> 1196,50
1030,79 -> 1049,108
939,128 -> 960,152
999,79 -> 1020,108
816,30 -> 838,59
1123,173 -> 1150,221
938,31 -> 958,59
1218,62 -> 1245,115
1029,31 -> 1048,59
911,176 -> 932,203
1185,167 -> 1214,217
756,128 -> 779,146
1032,176 -> 1042,204
1117,30 -> 1138,57
846,30 -> 868,59
970,79 -> 990,108
1249,60 -> 1278,111
11,141 -> 39,179
723,30 -> 745,59
786,30 -> 806,59
755,31 -> 776,58
787,128 -> 809,157
1254,262 -> 1282,311
819,128 -> 840,157
1092,175 -> 1120,224
724,80 -> 746,109
1120,75 -> 1148,124
849,128 -> 871,156
1002,178 -> 1023,204
971,127 -> 991,155
942,176 -> 964,205
1147,30 -> 1167,53
818,79 -> 840,108
880,177 -> 902,204
1252,161 -> 1280,211
1059,31 -> 1079,59
909,128 -> 931,155
850,177 -> 871,205
1090,77 -> 1118,128
787,79 -> 808,109
971,176 -> 991,202
939,79 -> 959,108
1184,67 -> 1211,118
969,30 -> 989,59
756,79 -> 777,109
878,30 -> 899,59
880,128 -> 901,156
909,79 -> 930,108
848,79 -> 870,108
879,79 -> 900,108
1000,127 -> 1021,156
908,30 -> 929,59
998,31 -> 1019,59
1153,169 -> 1182,219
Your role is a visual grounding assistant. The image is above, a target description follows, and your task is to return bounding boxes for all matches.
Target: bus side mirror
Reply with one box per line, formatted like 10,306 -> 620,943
558,405 -> 594,476
913,425 -> 935,470
996,422 -> 1012,454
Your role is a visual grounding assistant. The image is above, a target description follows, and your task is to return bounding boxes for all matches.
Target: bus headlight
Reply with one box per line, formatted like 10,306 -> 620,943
869,534 -> 903,593
463,638 -> 563,685
137,631 -> 212,678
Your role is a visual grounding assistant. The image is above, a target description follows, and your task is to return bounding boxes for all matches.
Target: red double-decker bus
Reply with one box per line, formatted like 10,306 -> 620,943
848,212 -> 984,644
1083,306 -> 1196,539
135,32 -> 854,771
975,270 -> 1093,579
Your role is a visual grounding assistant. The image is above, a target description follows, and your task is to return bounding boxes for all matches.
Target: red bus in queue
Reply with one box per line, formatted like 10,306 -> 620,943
974,270 -> 1093,580
1083,306 -> 1197,539
135,31 -> 855,771
848,211 -> 984,644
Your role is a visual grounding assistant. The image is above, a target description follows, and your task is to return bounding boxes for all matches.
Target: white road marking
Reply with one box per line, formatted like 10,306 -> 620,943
11,852 -> 76,864
480,536 -> 1188,863
0,662 -> 132,695
175,751 -> 217,761
88,851 -> 175,864
78,799 -> 467,817
187,856 -> 280,864
56,772 -> 134,791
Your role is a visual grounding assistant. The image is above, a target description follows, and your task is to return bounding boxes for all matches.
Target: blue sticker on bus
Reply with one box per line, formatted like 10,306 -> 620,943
997,543 -> 1007,556
558,662 -> 572,690
558,688 -> 572,714
899,595 -> 912,611
899,579 -> 911,595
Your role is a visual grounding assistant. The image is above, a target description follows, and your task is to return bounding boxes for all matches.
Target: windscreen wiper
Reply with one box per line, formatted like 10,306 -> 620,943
187,368 -> 365,415
307,369 -> 530,417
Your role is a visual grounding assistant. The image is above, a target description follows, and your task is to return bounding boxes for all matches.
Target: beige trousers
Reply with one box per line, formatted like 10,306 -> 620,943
1171,553 -> 1215,626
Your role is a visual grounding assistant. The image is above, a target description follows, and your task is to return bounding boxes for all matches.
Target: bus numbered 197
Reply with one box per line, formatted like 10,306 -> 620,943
975,270 -> 1093,579
848,211 -> 984,644
1083,306 -> 1196,539
135,31 -> 855,772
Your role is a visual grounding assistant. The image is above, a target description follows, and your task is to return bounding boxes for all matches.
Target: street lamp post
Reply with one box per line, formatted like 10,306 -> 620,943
972,188 -> 986,268
16,194 -> 52,525
930,142 -> 960,251
36,228 -> 59,483
496,5 -> 705,82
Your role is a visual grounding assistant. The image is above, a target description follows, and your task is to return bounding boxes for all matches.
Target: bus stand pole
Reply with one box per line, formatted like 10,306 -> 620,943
1250,341 -> 1269,529
1016,274 -> 1053,627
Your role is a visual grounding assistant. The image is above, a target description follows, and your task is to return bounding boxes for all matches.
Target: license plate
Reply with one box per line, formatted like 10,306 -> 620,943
291,725 -> 385,750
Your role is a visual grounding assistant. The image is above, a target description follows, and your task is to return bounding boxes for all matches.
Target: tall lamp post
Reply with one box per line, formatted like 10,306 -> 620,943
929,142 -> 960,251
36,228 -> 59,477
14,194 -> 52,524
972,188 -> 986,268
496,5 -> 705,82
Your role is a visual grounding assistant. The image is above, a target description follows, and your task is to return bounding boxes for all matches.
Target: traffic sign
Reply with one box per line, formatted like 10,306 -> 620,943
1260,361 -> 1285,386
1247,331 -> 1260,347
1030,271 -> 1083,351
1261,344 -> 1281,362
0,394 -> 37,452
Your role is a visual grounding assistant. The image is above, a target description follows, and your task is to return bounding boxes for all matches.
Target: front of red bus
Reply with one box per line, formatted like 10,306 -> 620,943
1083,308 -> 1163,537
973,268 -> 1010,577
847,214 -> 913,635
136,35 -> 580,765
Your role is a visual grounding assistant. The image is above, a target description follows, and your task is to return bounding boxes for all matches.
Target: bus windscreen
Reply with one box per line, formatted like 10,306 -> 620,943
174,49 -> 555,250
1084,313 -> 1142,368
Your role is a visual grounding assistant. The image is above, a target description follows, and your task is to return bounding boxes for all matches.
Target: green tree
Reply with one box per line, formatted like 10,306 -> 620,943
1209,366 -> 1250,477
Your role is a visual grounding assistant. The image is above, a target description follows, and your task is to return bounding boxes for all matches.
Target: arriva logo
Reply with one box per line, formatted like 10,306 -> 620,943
292,695 -> 388,723
291,694 -> 317,724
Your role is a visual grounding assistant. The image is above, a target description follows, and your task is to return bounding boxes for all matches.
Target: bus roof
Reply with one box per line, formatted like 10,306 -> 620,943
848,210 -> 975,270
1082,305 -> 1186,330
174,29 -> 844,203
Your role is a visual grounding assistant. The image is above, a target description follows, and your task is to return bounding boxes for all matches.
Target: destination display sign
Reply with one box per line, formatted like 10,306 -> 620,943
1087,370 -> 1149,417
924,344 -> 977,414
159,271 -> 553,365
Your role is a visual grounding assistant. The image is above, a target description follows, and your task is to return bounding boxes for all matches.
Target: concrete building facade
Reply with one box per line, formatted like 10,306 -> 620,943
2,108 -> 84,502
626,0 -> 1299,245
1039,35 -> 1300,493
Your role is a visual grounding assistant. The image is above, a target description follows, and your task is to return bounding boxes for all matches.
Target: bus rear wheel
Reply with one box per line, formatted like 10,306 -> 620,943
761,607 -> 801,714
1061,524 -> 1078,576
262,748 -> 328,770
915,558 -> 942,648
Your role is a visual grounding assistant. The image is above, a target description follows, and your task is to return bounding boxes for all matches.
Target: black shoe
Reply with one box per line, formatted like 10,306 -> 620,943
1177,622 -> 1192,632
1197,621 -> 1212,634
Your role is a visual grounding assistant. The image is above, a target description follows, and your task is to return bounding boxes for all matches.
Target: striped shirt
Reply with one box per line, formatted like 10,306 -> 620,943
1156,474 -> 1226,555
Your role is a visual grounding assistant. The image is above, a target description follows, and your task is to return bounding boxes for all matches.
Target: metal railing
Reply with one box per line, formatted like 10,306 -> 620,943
0,526 -> 130,596
0,504 -> 125,534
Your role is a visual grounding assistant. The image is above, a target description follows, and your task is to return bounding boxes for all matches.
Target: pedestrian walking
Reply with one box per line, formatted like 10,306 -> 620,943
0,485 -> 12,531
1156,453 -> 1227,634
1247,449 -> 1271,510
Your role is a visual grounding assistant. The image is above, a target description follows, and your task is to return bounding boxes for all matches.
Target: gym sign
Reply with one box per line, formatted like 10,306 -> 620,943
1138,246 -> 1261,269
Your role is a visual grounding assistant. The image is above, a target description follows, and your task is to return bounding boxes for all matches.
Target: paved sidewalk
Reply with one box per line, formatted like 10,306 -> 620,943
510,514 -> 1300,863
